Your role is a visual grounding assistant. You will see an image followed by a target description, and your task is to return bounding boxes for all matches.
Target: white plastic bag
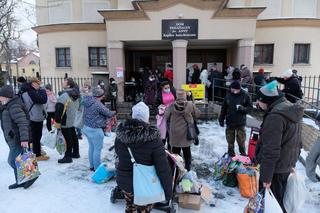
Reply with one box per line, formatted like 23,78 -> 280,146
265,188 -> 283,213
284,171 -> 308,213
41,129 -> 57,149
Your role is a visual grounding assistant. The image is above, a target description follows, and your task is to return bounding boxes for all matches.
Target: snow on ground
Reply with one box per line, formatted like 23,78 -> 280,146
0,122 -> 319,213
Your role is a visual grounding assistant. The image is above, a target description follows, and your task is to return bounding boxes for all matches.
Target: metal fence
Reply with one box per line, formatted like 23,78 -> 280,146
11,76 -> 94,95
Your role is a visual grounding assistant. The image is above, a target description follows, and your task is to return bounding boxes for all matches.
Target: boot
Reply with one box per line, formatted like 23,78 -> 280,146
71,153 -> 80,159
8,183 -> 24,190
23,177 -> 39,189
58,157 -> 73,164
36,155 -> 50,161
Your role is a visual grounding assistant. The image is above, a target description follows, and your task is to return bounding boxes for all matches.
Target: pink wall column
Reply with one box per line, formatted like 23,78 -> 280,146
107,41 -> 125,102
236,39 -> 254,70
172,40 -> 188,89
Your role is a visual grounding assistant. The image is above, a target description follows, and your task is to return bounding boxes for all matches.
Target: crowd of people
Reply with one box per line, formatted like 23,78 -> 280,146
0,64 -> 317,213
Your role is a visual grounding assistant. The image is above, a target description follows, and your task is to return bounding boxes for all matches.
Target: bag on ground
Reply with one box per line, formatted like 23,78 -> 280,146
91,163 -> 116,184
244,191 -> 264,213
237,166 -> 258,198
265,188 -> 283,213
56,129 -> 66,155
15,149 -> 41,184
222,161 -> 241,187
213,153 -> 231,181
41,129 -> 57,149
128,147 -> 165,205
283,171 -> 308,213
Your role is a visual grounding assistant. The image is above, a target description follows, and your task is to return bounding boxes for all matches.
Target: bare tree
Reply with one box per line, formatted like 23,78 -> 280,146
0,0 -> 20,82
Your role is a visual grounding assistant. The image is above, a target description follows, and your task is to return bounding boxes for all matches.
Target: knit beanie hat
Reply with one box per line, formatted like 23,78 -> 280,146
257,80 -> 279,104
0,85 -> 14,98
132,102 -> 149,123
230,81 -> 241,90
258,68 -> 264,74
282,69 -> 293,78
92,87 -> 105,97
176,89 -> 187,101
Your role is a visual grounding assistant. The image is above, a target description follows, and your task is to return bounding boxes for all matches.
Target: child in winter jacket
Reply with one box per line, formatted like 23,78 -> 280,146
306,113 -> 320,182
45,84 -> 57,131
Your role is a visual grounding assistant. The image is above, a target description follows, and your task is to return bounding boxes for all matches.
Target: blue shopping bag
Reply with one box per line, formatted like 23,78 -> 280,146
91,163 -> 116,184
128,148 -> 165,206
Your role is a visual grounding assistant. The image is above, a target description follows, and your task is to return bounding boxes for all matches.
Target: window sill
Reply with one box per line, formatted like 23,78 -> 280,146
292,63 -> 311,66
56,67 -> 72,70
89,66 -> 107,68
254,64 -> 274,66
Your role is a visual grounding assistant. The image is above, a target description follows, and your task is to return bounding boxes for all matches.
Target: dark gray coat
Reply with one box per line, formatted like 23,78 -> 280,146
256,97 -> 304,183
0,96 -> 29,148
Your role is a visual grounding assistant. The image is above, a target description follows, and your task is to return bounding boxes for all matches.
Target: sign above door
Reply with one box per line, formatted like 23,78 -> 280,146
162,19 -> 198,40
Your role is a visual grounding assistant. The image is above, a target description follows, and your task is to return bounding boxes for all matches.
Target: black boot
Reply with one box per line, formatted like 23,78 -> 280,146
58,157 -> 73,164
23,177 -> 39,189
71,153 -> 80,159
8,183 -> 24,190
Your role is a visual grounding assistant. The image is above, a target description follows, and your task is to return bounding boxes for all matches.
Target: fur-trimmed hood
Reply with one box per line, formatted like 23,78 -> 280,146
116,119 -> 160,145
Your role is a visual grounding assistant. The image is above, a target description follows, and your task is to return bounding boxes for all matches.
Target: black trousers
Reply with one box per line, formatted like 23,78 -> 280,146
30,121 -> 43,157
46,112 -> 55,131
259,172 -> 290,213
110,98 -> 117,111
61,127 -> 79,158
172,146 -> 192,171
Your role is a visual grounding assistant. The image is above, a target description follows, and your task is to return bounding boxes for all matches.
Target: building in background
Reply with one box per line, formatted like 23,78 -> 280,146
0,51 -> 40,78
33,0 -> 320,102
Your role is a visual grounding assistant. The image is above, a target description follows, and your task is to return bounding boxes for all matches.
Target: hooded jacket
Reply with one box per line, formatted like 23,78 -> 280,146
256,97 -> 304,183
55,88 -> 80,128
115,119 -> 172,200
21,83 -> 47,122
219,90 -> 252,129
165,100 -> 201,147
83,96 -> 115,128
0,96 -> 29,148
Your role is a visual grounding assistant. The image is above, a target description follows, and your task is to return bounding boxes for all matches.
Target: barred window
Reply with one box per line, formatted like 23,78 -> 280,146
294,44 -> 310,64
254,44 -> 274,65
56,48 -> 71,67
89,47 -> 107,67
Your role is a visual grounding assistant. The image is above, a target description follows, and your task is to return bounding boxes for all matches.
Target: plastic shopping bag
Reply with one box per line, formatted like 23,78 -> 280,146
41,129 -> 57,149
244,190 -> 264,213
56,129 -> 66,155
265,188 -> 283,213
15,149 -> 41,184
284,171 -> 308,213
91,163 -> 116,184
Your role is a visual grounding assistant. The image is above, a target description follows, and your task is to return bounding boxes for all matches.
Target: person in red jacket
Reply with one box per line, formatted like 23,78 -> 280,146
164,64 -> 173,82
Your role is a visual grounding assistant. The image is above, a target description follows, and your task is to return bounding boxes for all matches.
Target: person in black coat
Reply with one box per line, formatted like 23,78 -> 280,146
219,81 -> 252,156
208,65 -> 223,102
115,102 -> 172,212
108,78 -> 118,111
274,69 -> 303,103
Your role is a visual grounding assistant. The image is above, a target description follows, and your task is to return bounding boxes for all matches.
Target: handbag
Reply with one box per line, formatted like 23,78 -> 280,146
182,114 -> 198,141
127,147 -> 165,205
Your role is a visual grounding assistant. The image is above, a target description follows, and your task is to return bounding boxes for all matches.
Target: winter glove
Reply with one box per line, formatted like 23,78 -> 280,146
237,105 -> 247,113
219,120 -> 224,127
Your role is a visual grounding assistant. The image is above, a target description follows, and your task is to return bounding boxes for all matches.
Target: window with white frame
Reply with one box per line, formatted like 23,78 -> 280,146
82,0 -> 111,22
293,44 -> 310,64
89,47 -> 107,67
254,44 -> 274,65
48,0 -> 72,24
56,48 -> 71,67
294,0 -> 317,18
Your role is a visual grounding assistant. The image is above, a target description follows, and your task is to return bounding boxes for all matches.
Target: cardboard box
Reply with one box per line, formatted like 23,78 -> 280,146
178,194 -> 202,210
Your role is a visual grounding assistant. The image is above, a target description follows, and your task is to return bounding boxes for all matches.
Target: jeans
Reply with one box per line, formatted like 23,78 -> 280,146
83,125 -> 104,170
30,121 -> 44,157
7,142 -> 23,182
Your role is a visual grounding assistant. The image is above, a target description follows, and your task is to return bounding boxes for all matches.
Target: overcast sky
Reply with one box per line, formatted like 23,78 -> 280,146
15,0 -> 37,48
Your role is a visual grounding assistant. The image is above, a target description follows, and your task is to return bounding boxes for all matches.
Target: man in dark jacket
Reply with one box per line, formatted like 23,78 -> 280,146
219,81 -> 252,156
55,78 -> 80,163
208,65 -> 223,102
275,69 -> 303,103
0,85 -> 37,189
21,77 -> 49,161
115,102 -> 172,212
256,80 -> 304,212
108,78 -> 118,111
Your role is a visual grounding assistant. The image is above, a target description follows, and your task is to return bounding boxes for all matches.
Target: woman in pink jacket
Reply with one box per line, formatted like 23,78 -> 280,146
45,84 -> 57,131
